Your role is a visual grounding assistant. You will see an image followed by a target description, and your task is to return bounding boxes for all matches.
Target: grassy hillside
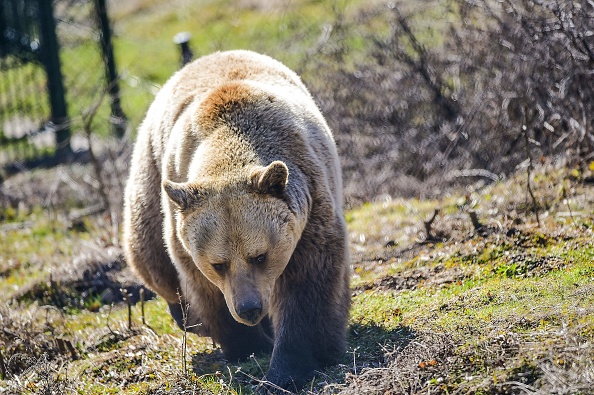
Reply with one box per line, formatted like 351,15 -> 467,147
0,162 -> 593,394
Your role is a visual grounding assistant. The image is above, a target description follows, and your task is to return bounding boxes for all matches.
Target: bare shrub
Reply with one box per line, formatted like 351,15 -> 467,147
301,1 -> 594,205
449,0 -> 594,169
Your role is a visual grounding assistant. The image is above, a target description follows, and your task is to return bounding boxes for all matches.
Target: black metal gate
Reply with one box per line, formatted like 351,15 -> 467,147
0,0 -> 125,172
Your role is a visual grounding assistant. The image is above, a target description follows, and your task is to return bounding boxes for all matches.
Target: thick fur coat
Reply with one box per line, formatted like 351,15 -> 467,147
122,50 -> 350,390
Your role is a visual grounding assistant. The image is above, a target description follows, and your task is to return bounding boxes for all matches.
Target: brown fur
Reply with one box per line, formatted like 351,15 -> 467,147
122,50 -> 350,390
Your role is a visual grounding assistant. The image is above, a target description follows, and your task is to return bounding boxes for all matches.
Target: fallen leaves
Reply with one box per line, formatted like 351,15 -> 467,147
418,359 -> 437,369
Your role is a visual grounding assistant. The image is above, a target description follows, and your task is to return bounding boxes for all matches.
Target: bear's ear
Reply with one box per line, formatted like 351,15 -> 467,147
251,161 -> 289,197
163,180 -> 204,211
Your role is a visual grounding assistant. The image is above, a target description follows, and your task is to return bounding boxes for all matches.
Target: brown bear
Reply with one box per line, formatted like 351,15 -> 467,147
122,50 -> 350,390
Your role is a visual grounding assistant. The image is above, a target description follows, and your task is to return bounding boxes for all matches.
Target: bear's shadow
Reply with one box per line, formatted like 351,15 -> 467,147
189,323 -> 416,391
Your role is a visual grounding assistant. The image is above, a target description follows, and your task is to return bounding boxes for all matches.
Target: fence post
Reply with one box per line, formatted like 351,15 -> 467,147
174,32 -> 193,67
95,0 -> 127,138
37,0 -> 71,159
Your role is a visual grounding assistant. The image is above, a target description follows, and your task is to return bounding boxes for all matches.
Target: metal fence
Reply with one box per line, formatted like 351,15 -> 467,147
0,0 -> 125,173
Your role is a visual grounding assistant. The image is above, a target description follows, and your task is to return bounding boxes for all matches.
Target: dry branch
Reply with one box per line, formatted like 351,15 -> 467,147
468,210 -> 483,233
423,209 -> 440,241
140,287 -> 146,326
120,287 -> 133,332
521,119 -> 542,228
0,349 -> 6,380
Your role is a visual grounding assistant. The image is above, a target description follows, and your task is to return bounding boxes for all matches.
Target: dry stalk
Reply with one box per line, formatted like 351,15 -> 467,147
0,348 -> 6,379
82,80 -> 123,244
55,338 -> 77,360
423,209 -> 440,240
521,114 -> 541,227
82,90 -> 110,217
177,291 -> 189,376
138,288 -> 157,335
105,303 -> 118,337
140,288 -> 146,326
468,210 -> 484,232
120,288 -> 132,332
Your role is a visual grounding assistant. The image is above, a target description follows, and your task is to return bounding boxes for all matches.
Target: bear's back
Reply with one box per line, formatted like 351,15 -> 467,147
150,50 -> 343,211
165,50 -> 311,126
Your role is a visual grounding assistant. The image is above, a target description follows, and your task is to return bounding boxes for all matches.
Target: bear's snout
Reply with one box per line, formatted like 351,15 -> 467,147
236,298 -> 263,324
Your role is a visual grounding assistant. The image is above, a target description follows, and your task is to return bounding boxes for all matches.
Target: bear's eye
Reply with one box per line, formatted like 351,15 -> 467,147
249,254 -> 267,265
212,263 -> 227,273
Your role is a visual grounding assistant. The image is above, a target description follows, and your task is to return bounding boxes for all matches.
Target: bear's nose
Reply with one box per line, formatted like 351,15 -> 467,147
236,300 -> 262,323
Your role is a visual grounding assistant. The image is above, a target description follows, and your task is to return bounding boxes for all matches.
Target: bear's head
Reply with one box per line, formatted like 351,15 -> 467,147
163,161 -> 301,326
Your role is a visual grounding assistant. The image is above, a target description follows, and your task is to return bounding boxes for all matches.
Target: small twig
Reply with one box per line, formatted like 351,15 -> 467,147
120,288 -> 132,332
0,221 -> 34,232
64,339 -> 78,361
423,209 -> 440,240
352,347 -> 359,375
501,380 -> 538,394
105,303 -> 118,336
82,84 -> 121,243
138,288 -> 158,335
525,163 -> 541,227
178,291 -> 189,376
521,118 -> 541,227
468,210 -> 484,233
55,338 -> 78,361
83,95 -> 110,214
564,199 -> 578,228
140,288 -> 146,326
225,365 -> 234,395
0,348 -> 6,380
106,142 -> 126,194
250,353 -> 265,376
68,203 -> 106,223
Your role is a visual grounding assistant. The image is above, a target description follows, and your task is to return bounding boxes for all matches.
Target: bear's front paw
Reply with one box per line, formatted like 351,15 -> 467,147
222,337 -> 273,362
219,323 -> 274,362
259,353 -> 316,394
257,374 -> 302,395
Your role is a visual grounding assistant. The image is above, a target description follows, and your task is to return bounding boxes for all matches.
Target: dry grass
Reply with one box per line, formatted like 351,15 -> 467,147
1,155 -> 593,394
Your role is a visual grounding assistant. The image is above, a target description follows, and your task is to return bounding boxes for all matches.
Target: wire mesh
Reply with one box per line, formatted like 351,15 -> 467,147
0,0 -> 50,166
0,0 -> 122,170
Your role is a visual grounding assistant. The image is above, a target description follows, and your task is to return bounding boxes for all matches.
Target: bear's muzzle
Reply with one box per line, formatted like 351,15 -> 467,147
235,298 -> 263,325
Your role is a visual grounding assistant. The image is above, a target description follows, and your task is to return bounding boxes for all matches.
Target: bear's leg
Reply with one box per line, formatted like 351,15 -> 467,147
123,139 -> 181,305
264,249 -> 350,391
218,319 -> 274,361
